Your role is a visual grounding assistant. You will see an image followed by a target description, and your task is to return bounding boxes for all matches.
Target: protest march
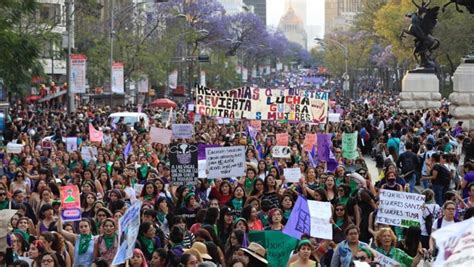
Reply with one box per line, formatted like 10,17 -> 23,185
0,71 -> 473,267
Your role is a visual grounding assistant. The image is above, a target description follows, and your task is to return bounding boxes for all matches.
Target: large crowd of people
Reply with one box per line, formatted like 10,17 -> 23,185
0,81 -> 473,267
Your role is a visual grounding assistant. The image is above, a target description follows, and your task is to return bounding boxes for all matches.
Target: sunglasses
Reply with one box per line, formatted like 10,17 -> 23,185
0,192 -> 6,196
335,208 -> 344,211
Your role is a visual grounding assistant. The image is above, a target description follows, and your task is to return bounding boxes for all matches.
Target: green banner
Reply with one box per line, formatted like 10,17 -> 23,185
248,230 -> 298,267
342,131 -> 358,160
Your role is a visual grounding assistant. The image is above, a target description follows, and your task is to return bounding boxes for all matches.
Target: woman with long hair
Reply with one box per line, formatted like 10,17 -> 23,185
397,226 -> 422,258
217,206 -> 234,247
210,180 -> 233,207
135,222 -> 160,262
29,240 -> 47,267
226,185 -> 246,218
128,249 -> 148,267
324,175 -> 337,202
257,160 -> 267,180
140,181 -> 158,205
93,218 -> 119,265
241,205 -> 263,231
57,215 -> 95,267
249,178 -> 264,198
261,175 -> 280,209
224,229 -> 246,267
81,192 -> 97,219
37,204 -> 56,234
332,204 -> 353,244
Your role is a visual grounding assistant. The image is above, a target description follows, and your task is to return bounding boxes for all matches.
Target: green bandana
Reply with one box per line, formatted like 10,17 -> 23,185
335,218 -> 345,228
157,212 -> 166,224
0,200 -> 9,210
232,198 -> 243,210
78,234 -> 92,255
139,235 -> 154,255
13,229 -> 30,245
139,165 -> 149,178
244,177 -> 254,194
103,234 -> 116,249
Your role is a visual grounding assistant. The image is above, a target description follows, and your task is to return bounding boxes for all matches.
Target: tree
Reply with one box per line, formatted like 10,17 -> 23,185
0,0 -> 54,97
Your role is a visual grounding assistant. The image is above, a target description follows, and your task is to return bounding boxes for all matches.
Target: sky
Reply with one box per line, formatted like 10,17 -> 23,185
266,0 -> 324,30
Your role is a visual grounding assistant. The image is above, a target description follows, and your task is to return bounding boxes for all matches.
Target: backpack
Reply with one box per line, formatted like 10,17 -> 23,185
424,206 -> 436,235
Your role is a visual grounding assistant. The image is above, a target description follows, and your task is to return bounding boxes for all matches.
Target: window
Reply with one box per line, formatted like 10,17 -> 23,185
38,4 -> 61,25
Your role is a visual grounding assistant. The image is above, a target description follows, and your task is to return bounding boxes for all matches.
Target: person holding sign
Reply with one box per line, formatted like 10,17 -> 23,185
57,214 -> 96,267
374,228 -> 423,267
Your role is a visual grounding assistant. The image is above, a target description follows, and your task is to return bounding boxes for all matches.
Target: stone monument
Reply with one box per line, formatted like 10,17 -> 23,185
399,0 -> 442,112
449,59 -> 474,130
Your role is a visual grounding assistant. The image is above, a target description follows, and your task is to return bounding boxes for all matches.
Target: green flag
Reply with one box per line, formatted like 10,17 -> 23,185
342,131 -> 358,160
248,230 -> 298,267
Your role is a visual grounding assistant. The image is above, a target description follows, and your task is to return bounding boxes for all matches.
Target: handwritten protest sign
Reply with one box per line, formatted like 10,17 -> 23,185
276,133 -> 289,146
195,85 -> 329,122
272,146 -> 291,158
328,113 -> 341,123
432,218 -> 474,266
205,146 -> 246,178
66,137 -> 78,152
169,143 -> 198,185
376,190 -> 425,228
342,131 -> 358,160
171,124 -> 194,139
60,185 -> 81,222
248,231 -> 298,267
150,127 -> 172,144
284,168 -> 302,183
113,201 -> 142,265
6,143 -> 23,154
283,196 -> 333,240
303,133 -> 317,152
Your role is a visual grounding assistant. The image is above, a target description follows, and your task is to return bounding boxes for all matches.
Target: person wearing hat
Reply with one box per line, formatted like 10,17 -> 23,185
177,192 -> 200,229
184,242 -> 213,262
288,239 -> 317,267
239,242 -> 268,267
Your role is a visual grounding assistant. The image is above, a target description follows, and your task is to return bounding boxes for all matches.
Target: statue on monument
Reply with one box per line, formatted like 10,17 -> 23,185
442,0 -> 474,13
400,0 -> 441,70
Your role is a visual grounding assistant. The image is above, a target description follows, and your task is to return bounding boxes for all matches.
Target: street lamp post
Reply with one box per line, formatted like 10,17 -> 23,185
314,37 -> 349,92
66,0 -> 74,113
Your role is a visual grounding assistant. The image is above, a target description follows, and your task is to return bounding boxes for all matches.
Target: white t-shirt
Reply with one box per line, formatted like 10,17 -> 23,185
421,203 -> 441,236
432,217 -> 456,232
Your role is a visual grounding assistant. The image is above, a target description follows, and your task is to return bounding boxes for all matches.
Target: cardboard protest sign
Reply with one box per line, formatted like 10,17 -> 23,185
88,124 -> 103,143
432,218 -> 474,266
169,143 -> 198,185
6,143 -> 23,154
303,133 -> 317,152
60,185 -> 81,222
150,127 -> 172,144
284,168 -> 302,183
248,231 -> 298,267
113,201 -> 142,265
342,131 -> 358,160
276,133 -> 289,146
171,124 -> 194,139
376,190 -> 425,228
272,146 -> 291,158
283,196 -> 333,240
205,146 -> 246,179
66,137 -> 78,152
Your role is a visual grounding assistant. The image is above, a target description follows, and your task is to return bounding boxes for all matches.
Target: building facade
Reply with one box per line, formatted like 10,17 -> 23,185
278,4 -> 307,49
243,0 -> 267,23
325,0 -> 363,35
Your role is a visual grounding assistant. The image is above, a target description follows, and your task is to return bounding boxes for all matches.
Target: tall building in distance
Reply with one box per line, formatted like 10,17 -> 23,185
325,0 -> 363,35
216,0 -> 246,14
284,0 -> 306,25
278,3 -> 307,49
243,0 -> 267,23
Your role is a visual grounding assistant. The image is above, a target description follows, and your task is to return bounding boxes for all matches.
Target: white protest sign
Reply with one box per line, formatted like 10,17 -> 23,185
6,143 -> 23,154
133,184 -> 144,197
328,113 -> 341,123
284,168 -> 302,183
432,217 -> 474,267
205,146 -> 246,179
66,137 -> 78,152
80,146 -> 98,163
198,160 -> 207,178
272,146 -> 291,158
171,124 -> 194,139
113,201 -> 142,265
216,117 -> 231,124
150,127 -> 172,144
376,189 -> 425,228
307,200 -> 332,240
374,252 -> 401,267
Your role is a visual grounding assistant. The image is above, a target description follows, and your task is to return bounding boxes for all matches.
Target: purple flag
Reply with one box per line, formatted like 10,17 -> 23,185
283,196 -> 310,240
256,143 -> 264,159
317,134 -> 338,172
197,144 -> 220,160
247,126 -> 258,145
123,140 -> 132,159
307,151 -> 317,168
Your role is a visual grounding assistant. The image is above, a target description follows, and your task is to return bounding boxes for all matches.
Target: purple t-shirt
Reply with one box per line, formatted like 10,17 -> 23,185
463,171 -> 474,199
